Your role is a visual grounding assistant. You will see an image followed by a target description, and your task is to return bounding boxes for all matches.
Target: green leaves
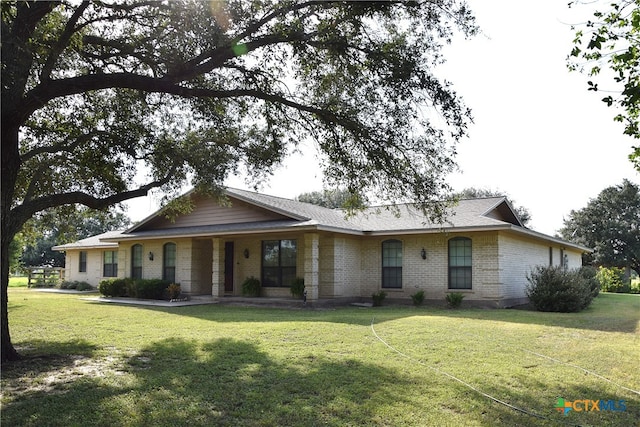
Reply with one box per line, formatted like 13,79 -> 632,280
560,180 -> 640,276
568,0 -> 640,168
3,0 -> 478,230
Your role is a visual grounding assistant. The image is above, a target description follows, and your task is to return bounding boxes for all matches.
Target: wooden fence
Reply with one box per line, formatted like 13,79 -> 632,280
27,267 -> 65,288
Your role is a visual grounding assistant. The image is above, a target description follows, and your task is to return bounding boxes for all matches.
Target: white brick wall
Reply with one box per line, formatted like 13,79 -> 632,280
498,231 -> 585,301
61,228 -> 586,306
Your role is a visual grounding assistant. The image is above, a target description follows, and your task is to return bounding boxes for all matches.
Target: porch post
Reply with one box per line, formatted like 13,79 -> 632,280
304,233 -> 319,302
211,238 -> 224,298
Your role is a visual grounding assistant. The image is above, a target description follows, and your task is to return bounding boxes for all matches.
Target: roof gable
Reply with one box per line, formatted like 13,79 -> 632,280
481,198 -> 523,227
129,191 -> 299,233
55,189 -> 590,253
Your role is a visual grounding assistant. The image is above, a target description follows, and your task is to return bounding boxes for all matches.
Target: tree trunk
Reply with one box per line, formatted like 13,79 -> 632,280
1,124 -> 22,363
1,235 -> 20,363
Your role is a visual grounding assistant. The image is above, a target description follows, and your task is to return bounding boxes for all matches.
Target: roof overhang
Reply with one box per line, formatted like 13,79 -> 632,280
52,242 -> 118,252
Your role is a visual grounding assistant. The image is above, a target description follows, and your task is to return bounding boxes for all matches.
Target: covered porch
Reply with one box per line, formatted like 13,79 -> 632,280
179,232 -> 346,304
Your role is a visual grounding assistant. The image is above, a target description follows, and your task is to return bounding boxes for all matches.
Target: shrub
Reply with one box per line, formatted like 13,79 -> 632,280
167,283 -> 182,300
579,266 -> 599,298
98,278 -> 129,297
290,277 -> 305,298
410,290 -> 425,306
372,291 -> 387,307
133,279 -> 171,300
445,292 -> 464,309
526,266 -> 595,313
241,276 -> 261,297
75,281 -> 92,291
60,281 -> 92,291
596,266 -> 629,293
58,281 -> 77,290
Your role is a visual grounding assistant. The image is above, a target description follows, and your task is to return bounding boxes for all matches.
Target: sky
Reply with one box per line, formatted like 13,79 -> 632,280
125,0 -> 639,236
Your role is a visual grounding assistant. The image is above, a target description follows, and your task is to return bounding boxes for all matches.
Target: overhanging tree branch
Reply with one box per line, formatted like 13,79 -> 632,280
12,164 -> 178,227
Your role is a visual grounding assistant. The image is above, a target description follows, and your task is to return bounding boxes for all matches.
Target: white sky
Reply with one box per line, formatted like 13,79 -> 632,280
126,0 -> 639,236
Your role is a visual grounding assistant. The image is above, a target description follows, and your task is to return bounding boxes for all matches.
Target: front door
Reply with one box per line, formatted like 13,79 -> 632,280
224,242 -> 234,293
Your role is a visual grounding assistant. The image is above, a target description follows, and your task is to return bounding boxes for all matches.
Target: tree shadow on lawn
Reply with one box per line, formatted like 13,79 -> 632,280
103,302 -> 420,327
471,370 -> 640,427
123,293 -> 639,334
456,294 -> 638,334
4,337 -> 637,426
1,337 -> 416,426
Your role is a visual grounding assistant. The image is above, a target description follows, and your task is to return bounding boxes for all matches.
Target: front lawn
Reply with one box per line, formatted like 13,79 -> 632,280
2,289 -> 638,426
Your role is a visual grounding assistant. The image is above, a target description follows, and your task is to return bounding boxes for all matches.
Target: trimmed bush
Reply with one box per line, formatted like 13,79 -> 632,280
290,277 -> 305,298
372,291 -> 387,307
241,276 -> 261,297
445,292 -> 464,309
99,278 -> 171,299
76,281 -> 92,291
138,279 -> 170,299
98,278 -> 129,297
59,280 -> 92,291
410,290 -> 425,306
526,266 -> 595,313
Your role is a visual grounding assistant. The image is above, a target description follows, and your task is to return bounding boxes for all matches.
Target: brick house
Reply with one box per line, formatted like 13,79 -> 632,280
53,188 -> 591,307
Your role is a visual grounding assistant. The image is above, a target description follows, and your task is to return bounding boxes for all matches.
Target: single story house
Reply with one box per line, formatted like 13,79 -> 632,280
53,188 -> 591,307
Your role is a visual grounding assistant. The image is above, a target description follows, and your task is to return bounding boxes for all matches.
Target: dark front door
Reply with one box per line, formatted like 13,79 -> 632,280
224,242 -> 234,293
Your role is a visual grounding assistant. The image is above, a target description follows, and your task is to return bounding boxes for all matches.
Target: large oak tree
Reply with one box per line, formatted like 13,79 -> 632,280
1,1 -> 476,362
560,180 -> 640,275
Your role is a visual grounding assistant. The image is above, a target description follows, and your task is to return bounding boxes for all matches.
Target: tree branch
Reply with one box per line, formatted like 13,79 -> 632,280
40,0 -> 90,82
11,164 -> 178,227
21,130 -> 107,162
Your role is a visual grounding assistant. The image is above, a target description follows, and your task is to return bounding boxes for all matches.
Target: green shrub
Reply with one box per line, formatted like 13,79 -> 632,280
579,266 -> 600,298
445,292 -> 464,309
167,283 -> 181,300
290,277 -> 305,298
60,281 -> 92,291
133,279 -> 171,300
98,278 -> 129,297
241,276 -> 261,297
75,281 -> 92,291
372,291 -> 387,307
596,266 -> 630,293
526,266 -> 595,312
410,290 -> 425,306
58,281 -> 77,290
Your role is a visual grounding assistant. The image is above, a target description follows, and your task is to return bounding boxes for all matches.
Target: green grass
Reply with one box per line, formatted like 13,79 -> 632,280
2,289 -> 639,427
8,276 -> 28,288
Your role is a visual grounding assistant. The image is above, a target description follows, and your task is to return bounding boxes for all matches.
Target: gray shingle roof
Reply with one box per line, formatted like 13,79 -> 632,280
227,189 -> 517,232
52,230 -> 122,251
53,188 -> 591,252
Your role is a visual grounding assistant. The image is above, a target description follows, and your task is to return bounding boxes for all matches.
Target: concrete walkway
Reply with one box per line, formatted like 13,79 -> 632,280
31,288 -> 352,309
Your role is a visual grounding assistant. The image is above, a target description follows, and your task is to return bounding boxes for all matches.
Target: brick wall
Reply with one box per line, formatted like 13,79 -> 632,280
63,228 -> 586,306
63,248 -> 106,287
498,231 -> 585,302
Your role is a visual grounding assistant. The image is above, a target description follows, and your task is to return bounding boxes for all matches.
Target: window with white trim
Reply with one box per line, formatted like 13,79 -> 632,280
448,237 -> 472,289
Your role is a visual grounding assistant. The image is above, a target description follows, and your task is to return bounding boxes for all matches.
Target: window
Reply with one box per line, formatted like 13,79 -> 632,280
382,239 -> 402,288
131,244 -> 143,279
163,243 -> 176,283
79,251 -> 87,273
103,251 -> 118,277
549,247 -> 553,266
448,237 -> 472,289
262,240 -> 297,287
